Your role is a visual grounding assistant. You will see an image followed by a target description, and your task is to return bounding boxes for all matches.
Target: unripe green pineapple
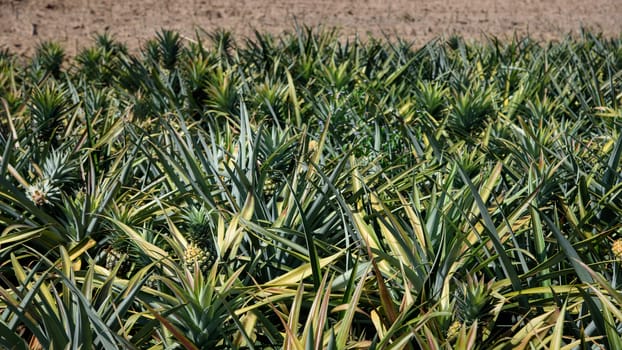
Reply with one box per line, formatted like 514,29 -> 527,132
262,176 -> 278,198
104,232 -> 133,277
104,246 -> 132,277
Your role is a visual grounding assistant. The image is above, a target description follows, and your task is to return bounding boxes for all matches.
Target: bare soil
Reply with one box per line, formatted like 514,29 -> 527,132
1,0 -> 622,57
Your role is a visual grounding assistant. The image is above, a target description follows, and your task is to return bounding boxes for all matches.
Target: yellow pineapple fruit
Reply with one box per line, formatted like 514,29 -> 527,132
612,239 -> 622,260
184,242 -> 215,273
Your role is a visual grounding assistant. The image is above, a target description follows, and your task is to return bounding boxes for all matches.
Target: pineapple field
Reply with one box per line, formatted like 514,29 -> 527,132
1,27 -> 622,349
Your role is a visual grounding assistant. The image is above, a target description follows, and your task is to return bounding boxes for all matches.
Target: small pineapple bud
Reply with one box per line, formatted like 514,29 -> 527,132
30,188 -> 47,206
26,179 -> 59,206
612,239 -> 622,260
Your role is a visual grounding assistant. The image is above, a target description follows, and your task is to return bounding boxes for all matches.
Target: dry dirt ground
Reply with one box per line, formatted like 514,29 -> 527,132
1,0 -> 622,57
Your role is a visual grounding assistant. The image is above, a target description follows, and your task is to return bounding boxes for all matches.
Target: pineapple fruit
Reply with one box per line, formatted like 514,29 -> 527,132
104,245 -> 133,277
612,239 -> 622,260
184,242 -> 215,274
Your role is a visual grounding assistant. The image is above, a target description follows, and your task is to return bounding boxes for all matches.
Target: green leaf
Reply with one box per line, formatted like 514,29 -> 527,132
602,132 -> 622,193
0,320 -> 28,350
143,304 -> 200,350
600,294 -> 622,350
541,214 -> 594,284
336,263 -> 370,348
550,301 -> 567,349
286,178 -> 322,290
458,165 -> 525,301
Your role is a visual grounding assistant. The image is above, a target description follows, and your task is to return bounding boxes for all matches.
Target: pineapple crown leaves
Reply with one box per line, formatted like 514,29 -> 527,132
447,85 -> 496,137
41,148 -> 80,187
93,31 -> 127,56
182,205 -> 216,244
103,226 -> 156,270
252,78 -> 289,120
24,148 -> 81,206
155,29 -> 183,71
32,41 -> 65,79
414,80 -> 449,118
75,32 -> 126,85
203,66 -> 240,116
254,126 -> 299,174
75,47 -> 106,77
183,56 -> 212,91
206,28 -> 236,63
29,82 -> 75,142
0,47 -> 13,62
104,226 -> 132,253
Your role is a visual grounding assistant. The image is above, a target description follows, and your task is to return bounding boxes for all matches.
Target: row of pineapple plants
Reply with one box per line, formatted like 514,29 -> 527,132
1,26 -> 622,348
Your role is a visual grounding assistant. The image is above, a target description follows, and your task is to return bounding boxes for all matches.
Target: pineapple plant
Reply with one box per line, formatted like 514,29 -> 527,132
207,28 -> 236,64
183,55 -> 213,117
254,126 -> 298,199
183,205 -> 217,273
155,29 -> 182,71
74,32 -> 125,86
252,78 -> 288,123
102,228 -> 135,278
414,80 -> 448,120
204,65 -> 240,118
24,149 -> 79,207
446,85 -> 495,140
454,274 -> 495,326
31,41 -> 65,79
